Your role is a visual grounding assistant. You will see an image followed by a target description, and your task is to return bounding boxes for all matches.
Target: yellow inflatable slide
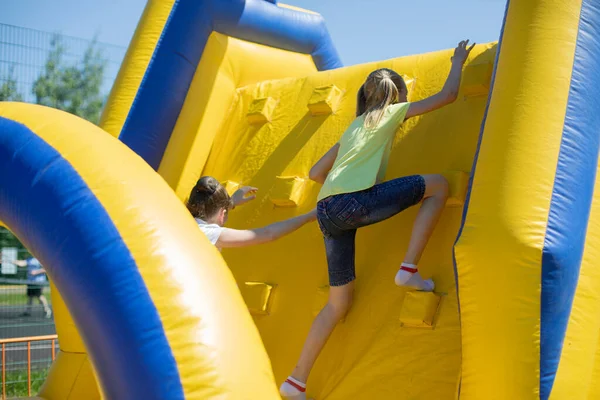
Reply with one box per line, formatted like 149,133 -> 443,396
1,0 -> 599,399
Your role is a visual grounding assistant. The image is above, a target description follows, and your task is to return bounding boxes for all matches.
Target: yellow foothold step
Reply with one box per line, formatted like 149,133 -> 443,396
307,85 -> 343,116
247,97 -> 278,125
442,170 -> 470,207
240,282 -> 276,316
399,291 -> 443,329
269,176 -> 307,207
461,61 -> 493,97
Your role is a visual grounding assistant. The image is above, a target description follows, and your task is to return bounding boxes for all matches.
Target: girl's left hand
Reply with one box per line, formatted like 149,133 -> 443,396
232,186 -> 258,207
306,207 -> 318,221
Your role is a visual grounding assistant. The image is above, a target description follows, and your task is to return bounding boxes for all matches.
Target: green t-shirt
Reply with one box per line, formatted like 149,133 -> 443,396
317,102 -> 411,202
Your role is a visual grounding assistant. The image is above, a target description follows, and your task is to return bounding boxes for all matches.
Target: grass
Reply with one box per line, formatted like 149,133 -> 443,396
2,369 -> 49,397
0,285 -> 56,397
0,287 -> 51,306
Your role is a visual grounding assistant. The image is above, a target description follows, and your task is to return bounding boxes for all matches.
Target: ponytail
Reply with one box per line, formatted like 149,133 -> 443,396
360,69 -> 402,129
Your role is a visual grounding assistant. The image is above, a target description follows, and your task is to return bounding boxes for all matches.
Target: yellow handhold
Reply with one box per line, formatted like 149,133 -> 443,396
269,176 -> 307,207
399,291 -> 442,328
307,85 -> 343,115
247,97 -> 278,125
223,180 -> 241,196
443,170 -> 469,207
462,61 -> 493,97
240,282 -> 276,316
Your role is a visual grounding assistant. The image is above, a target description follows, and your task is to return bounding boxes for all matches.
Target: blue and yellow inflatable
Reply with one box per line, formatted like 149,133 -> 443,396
0,0 -> 599,398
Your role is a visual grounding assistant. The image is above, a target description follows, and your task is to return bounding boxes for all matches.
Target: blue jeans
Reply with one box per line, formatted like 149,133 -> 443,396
317,175 -> 426,286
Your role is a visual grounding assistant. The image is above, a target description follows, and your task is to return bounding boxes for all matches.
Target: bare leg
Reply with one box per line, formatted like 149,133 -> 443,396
286,282 -> 354,385
21,296 -> 33,316
395,174 -> 448,290
38,295 -> 51,318
403,174 -> 449,264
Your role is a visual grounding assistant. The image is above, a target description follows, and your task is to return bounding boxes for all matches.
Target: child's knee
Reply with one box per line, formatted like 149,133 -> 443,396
328,296 -> 353,320
424,174 -> 449,199
437,175 -> 449,198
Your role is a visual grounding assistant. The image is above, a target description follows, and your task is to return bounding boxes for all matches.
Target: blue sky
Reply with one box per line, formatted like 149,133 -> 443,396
1,0 -> 506,66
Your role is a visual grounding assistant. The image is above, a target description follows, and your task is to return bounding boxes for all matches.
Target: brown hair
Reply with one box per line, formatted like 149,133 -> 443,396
186,176 -> 233,220
357,68 -> 406,129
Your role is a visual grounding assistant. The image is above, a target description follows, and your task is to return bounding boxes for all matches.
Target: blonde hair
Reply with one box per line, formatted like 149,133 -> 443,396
359,68 -> 405,129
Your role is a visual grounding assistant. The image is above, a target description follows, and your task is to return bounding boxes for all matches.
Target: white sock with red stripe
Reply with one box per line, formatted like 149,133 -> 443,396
395,263 -> 434,291
280,376 -> 306,399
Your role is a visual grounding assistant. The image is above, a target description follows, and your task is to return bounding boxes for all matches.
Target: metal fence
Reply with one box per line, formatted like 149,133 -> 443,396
0,23 -> 126,104
0,249 -> 54,340
0,335 -> 58,398
0,248 -> 56,398
0,24 -> 127,397
0,23 -> 126,337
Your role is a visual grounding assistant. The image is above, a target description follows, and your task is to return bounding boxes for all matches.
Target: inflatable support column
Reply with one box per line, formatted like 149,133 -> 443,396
454,0 -> 600,398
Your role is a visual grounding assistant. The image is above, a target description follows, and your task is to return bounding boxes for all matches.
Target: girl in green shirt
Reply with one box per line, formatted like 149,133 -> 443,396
280,39 -> 475,399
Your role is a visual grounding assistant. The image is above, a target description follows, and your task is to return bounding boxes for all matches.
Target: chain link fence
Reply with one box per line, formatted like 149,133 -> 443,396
1,24 -> 126,398
0,23 -> 125,105
0,248 -> 56,398
0,248 -> 53,340
0,335 -> 58,398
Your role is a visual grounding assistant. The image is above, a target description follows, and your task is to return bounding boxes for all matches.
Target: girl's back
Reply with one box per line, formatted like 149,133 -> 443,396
318,102 -> 410,202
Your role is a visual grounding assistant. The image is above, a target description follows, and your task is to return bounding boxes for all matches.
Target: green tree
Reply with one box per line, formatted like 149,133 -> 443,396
2,35 -> 109,254
33,35 -> 107,123
0,68 -> 24,101
0,227 -> 26,251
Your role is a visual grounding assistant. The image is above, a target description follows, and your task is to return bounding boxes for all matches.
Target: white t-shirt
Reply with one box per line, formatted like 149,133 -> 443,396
195,218 -> 223,248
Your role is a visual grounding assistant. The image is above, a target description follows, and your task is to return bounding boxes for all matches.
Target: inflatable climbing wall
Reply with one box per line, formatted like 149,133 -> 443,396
1,0 -> 600,399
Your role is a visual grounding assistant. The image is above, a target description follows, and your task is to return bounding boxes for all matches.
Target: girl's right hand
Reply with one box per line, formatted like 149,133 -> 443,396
451,39 -> 476,66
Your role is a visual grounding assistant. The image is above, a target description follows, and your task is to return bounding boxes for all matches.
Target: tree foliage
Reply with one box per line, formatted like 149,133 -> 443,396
1,35 -> 109,253
0,227 -> 27,251
0,68 -> 24,102
33,35 -> 107,124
